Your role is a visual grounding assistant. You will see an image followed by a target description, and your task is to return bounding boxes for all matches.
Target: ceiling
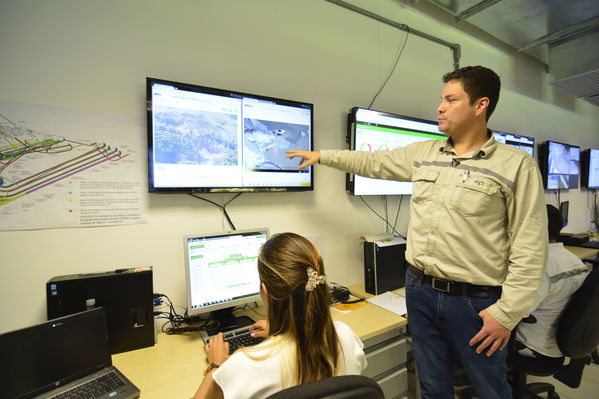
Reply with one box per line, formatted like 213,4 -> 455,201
414,0 -> 599,107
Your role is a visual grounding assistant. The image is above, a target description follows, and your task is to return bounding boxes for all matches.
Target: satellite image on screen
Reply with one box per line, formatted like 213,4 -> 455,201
153,106 -> 238,166
243,118 -> 310,171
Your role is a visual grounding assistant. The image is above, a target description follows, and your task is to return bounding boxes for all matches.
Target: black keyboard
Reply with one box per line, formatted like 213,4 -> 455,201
223,329 -> 264,354
582,241 -> 599,249
51,371 -> 124,399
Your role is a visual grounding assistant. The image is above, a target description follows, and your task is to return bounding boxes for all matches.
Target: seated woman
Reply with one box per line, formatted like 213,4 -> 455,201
193,232 -> 367,399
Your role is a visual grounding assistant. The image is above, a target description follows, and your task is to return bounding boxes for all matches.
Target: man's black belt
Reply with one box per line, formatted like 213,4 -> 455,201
408,264 -> 501,298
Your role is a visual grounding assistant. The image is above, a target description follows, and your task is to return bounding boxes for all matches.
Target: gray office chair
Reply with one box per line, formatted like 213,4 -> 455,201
460,265 -> 599,399
264,375 -> 385,399
508,265 -> 599,399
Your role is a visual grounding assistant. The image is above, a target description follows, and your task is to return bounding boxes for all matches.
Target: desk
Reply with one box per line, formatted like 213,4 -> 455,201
114,248 -> 598,398
565,245 -> 599,261
113,294 -> 408,399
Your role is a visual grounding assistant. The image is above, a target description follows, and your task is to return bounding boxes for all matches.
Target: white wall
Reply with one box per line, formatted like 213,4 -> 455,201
1,0 -> 597,333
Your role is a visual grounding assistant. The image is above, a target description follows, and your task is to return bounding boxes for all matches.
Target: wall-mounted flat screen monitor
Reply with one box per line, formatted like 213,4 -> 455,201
581,148 -> 599,189
538,140 -> 580,190
347,107 -> 446,196
147,78 -> 313,193
183,228 -> 269,334
493,130 -> 535,157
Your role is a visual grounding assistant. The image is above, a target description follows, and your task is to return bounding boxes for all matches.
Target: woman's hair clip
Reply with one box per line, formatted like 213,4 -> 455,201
305,266 -> 326,292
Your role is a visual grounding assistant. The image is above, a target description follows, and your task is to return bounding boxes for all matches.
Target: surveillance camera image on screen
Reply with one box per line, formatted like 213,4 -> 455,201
547,141 -> 580,190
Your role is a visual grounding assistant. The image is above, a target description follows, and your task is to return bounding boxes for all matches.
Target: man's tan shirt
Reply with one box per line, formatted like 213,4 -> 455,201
320,135 -> 548,330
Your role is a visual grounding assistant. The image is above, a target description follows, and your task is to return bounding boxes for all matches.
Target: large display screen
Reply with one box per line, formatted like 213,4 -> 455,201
581,148 -> 599,189
347,107 -> 446,196
493,130 -> 535,157
539,140 -> 580,190
147,78 -> 313,193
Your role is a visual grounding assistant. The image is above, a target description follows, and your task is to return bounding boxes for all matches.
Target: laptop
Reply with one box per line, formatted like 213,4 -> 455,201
0,307 -> 140,399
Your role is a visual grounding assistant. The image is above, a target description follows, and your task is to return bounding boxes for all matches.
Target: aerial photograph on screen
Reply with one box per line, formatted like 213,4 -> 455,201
243,119 -> 310,171
153,106 -> 238,166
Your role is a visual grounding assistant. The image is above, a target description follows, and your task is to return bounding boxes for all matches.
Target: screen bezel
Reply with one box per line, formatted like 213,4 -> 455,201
346,107 -> 446,196
492,130 -> 535,157
581,148 -> 599,189
147,78 -> 314,193
538,140 -> 581,190
183,228 -> 269,318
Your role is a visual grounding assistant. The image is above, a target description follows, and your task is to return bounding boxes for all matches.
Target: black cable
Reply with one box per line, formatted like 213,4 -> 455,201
393,195 -> 405,239
154,293 -> 205,335
188,192 -> 243,230
368,27 -> 410,110
188,193 -> 220,207
557,189 -> 561,209
236,302 -> 266,318
223,193 -> 242,230
591,190 -> 598,229
359,196 -> 400,235
383,196 -> 388,233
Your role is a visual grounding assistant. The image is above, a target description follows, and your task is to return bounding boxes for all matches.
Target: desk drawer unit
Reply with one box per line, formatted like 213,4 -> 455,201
364,337 -> 407,378
378,367 -> 408,399
363,328 -> 407,398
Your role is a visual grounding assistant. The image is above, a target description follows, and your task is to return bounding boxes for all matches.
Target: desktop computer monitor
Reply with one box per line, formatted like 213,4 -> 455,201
183,228 -> 269,334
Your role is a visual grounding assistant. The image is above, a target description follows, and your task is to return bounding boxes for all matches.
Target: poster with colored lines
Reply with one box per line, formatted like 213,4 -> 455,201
0,101 -> 147,230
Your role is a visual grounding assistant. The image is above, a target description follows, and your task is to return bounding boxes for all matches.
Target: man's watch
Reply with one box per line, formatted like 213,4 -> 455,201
203,363 -> 220,376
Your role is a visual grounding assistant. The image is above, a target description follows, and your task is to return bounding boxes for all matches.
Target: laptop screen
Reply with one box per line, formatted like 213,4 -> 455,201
0,308 -> 111,399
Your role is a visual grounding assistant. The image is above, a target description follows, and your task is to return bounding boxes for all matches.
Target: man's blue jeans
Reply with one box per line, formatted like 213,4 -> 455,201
405,268 -> 512,399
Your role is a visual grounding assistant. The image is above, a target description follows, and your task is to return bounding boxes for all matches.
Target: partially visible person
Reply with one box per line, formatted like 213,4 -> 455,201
515,204 -> 591,358
193,232 -> 366,399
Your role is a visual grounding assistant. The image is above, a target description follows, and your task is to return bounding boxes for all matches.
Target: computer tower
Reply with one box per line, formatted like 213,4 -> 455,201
364,239 -> 407,295
46,267 -> 154,354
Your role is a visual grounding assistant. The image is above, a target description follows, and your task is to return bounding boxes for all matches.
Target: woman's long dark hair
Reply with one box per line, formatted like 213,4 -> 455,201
257,232 -> 339,385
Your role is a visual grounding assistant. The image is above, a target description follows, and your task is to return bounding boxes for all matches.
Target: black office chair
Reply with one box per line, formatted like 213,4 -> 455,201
264,375 -> 385,399
508,265 -> 599,399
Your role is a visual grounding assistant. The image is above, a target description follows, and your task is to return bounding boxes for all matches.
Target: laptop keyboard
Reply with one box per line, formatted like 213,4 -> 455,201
582,240 -> 599,249
223,329 -> 264,354
50,371 -> 125,399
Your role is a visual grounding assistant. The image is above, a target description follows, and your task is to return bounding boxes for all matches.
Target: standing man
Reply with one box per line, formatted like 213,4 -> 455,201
287,66 -> 548,399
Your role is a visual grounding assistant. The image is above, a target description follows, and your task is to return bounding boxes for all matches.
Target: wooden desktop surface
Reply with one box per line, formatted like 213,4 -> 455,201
565,245 -> 599,261
113,295 -> 407,399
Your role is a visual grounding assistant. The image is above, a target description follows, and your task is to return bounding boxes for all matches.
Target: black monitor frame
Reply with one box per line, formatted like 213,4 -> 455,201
538,140 -> 580,190
581,148 -> 599,190
146,78 -> 314,193
492,130 -> 535,157
346,107 -> 446,196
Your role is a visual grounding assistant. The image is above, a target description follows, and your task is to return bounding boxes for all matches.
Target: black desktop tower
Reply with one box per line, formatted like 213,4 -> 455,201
46,267 -> 154,354
364,240 -> 407,295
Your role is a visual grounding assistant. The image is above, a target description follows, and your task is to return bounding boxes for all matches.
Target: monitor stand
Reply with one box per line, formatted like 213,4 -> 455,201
200,307 -> 255,341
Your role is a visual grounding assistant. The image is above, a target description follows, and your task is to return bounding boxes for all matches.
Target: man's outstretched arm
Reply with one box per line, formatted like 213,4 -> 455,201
286,150 -> 320,169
